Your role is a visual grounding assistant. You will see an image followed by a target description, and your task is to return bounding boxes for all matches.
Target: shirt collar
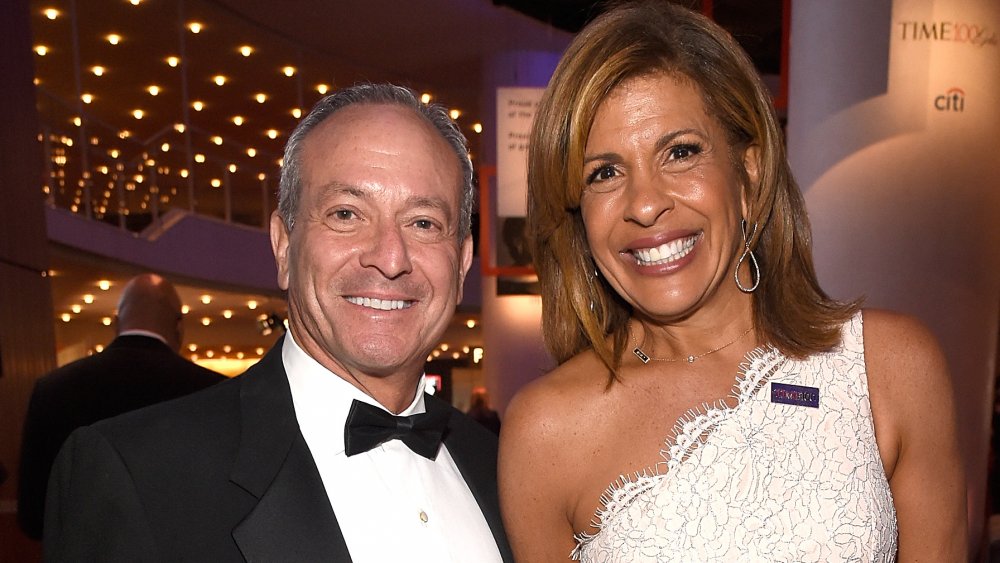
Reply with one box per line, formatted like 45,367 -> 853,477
282,330 -> 427,455
117,329 -> 169,346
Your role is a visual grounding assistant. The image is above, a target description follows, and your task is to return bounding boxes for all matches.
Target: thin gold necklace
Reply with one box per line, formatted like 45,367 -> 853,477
631,325 -> 754,364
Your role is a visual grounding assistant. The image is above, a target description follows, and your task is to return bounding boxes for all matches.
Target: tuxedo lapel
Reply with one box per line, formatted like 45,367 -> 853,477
434,395 -> 514,563
232,433 -> 352,562
229,339 -> 353,562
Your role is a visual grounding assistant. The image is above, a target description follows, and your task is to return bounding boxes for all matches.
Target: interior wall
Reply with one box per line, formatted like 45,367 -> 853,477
787,0 -> 1000,553
0,0 -> 55,560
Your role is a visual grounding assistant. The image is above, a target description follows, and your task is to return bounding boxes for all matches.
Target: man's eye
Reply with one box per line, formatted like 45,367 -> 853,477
413,219 -> 437,230
332,209 -> 355,220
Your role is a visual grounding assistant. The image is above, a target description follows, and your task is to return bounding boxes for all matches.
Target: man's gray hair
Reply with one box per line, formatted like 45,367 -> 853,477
277,83 -> 475,240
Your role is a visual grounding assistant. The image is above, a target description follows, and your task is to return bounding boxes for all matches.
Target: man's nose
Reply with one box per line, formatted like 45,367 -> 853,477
358,224 -> 413,279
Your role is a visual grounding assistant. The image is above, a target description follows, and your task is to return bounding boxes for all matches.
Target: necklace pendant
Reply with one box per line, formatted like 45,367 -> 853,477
687,355 -> 695,363
633,347 -> 650,364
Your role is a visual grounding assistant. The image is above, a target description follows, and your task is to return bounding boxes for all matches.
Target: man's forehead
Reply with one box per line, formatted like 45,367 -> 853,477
298,104 -> 463,202
307,103 -> 428,144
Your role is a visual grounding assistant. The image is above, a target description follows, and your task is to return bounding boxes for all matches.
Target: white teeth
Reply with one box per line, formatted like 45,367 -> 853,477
345,296 -> 411,311
632,235 -> 698,266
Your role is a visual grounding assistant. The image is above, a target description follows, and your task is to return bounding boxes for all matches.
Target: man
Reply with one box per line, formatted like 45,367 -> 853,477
18,273 -> 224,540
44,84 -> 513,562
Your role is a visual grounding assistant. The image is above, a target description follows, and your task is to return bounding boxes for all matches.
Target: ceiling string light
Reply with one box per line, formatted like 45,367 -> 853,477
30,1 -> 481,240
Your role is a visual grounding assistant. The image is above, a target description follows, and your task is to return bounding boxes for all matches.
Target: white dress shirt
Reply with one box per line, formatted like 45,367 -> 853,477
282,332 -> 503,563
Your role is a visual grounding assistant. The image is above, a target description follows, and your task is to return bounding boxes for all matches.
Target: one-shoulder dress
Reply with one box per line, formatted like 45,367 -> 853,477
573,312 -> 897,562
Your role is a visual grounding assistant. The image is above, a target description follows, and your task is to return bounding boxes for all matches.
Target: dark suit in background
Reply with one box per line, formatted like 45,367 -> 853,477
18,334 -> 224,539
17,273 -> 225,540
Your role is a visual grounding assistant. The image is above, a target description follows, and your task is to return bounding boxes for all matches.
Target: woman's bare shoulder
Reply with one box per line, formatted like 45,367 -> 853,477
860,308 -> 955,472
503,350 -> 610,445
858,311 -> 965,556
861,308 -> 948,383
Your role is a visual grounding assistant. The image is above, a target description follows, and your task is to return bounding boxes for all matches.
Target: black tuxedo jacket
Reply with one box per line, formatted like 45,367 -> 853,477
44,339 -> 513,562
18,334 -> 224,539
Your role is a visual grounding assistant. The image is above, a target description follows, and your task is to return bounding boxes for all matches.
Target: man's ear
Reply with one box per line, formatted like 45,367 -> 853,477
455,234 -> 474,304
740,144 -> 761,218
270,210 -> 291,291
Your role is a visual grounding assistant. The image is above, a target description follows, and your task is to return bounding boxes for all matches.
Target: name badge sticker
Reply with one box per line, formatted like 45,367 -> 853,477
771,382 -> 820,408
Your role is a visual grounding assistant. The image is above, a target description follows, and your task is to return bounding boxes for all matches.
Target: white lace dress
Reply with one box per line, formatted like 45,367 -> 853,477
573,312 -> 897,562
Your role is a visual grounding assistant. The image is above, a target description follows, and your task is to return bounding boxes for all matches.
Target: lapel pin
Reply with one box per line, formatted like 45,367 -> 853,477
770,382 -> 820,408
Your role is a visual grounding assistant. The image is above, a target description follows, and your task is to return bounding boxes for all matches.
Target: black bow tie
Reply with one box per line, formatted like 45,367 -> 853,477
344,398 -> 449,460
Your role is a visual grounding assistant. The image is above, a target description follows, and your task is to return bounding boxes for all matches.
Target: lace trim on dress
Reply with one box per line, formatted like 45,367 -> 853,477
571,345 -> 785,558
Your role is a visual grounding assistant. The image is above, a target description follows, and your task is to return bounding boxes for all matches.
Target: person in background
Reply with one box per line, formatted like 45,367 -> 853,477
43,84 -> 512,562
499,2 -> 966,561
467,386 -> 501,435
17,272 -> 224,540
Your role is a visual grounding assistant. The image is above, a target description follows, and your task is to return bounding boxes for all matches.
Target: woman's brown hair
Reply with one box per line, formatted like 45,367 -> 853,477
527,1 -> 860,378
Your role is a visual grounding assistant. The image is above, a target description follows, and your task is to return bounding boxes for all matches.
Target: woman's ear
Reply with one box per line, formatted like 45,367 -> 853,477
740,144 -> 761,218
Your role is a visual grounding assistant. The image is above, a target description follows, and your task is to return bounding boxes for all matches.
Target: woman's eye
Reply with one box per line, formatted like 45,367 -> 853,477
668,143 -> 702,161
586,165 -> 618,185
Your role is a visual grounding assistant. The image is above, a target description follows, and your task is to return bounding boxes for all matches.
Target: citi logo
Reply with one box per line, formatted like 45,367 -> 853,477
934,87 -> 965,112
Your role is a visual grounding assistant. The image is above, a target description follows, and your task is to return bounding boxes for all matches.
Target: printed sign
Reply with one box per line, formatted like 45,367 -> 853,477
496,87 -> 544,217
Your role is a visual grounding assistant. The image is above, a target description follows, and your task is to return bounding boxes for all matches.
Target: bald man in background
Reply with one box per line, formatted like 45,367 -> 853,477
17,273 -> 224,540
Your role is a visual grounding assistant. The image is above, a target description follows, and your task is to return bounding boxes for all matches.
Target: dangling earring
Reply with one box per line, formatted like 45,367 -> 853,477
735,219 -> 760,293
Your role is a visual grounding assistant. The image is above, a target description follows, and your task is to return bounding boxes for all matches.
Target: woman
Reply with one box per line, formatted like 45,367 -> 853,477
498,2 -> 966,561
